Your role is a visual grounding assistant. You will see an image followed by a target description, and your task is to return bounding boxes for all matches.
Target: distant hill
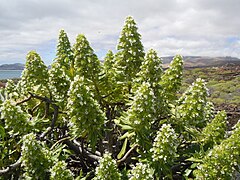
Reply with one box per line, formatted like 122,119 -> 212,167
162,56 -> 240,68
1,56 -> 240,70
0,63 -> 24,70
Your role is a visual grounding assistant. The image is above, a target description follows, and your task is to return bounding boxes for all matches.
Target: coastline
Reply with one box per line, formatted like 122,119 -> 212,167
0,70 -> 22,80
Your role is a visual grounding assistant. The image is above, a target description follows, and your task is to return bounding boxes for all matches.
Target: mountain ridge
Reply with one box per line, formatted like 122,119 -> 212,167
161,56 -> 240,68
0,63 -> 24,70
1,56 -> 240,70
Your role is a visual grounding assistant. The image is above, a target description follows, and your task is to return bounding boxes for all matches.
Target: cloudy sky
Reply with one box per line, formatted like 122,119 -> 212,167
1,0 -> 240,65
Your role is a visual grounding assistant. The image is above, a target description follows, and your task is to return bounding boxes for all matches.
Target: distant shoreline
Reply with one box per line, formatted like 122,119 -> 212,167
0,70 -> 22,80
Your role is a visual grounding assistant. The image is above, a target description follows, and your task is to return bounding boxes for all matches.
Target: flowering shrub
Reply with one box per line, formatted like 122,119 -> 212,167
129,162 -> 154,180
115,16 -> 145,84
20,51 -> 49,96
73,34 -> 101,85
21,133 -> 53,179
177,78 -> 209,129
118,82 -> 158,150
150,124 -> 179,178
160,54 -> 183,101
49,29 -> 73,107
67,75 -> 105,147
1,100 -> 31,135
194,122 -> 240,179
93,153 -> 121,180
0,16 -> 239,180
200,111 -> 227,147
136,49 -> 163,88
151,124 -> 179,164
50,161 -> 74,180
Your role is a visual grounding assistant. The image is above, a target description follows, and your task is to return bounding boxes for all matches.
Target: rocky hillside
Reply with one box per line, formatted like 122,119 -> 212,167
0,63 -> 24,70
162,56 -> 240,68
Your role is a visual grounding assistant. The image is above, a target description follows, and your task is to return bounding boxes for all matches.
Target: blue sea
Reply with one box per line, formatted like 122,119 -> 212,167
0,70 -> 22,80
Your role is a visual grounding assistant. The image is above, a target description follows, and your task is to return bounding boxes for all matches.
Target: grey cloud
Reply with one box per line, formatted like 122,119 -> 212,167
0,0 -> 239,64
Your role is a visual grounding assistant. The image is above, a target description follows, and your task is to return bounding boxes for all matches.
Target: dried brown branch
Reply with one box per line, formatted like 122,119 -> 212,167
50,136 -> 71,150
117,144 -> 138,165
39,103 -> 58,140
16,95 -> 32,105
28,92 -> 53,103
23,92 -> 59,139
106,105 -> 113,153
44,102 -> 50,118
32,101 -> 43,112
64,140 -> 100,163
0,159 -> 21,176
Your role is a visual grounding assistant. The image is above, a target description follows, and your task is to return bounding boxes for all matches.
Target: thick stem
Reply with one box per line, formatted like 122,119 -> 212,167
117,144 -> 138,165
64,140 -> 100,164
0,159 -> 21,176
16,95 -> 32,105
106,105 -> 113,153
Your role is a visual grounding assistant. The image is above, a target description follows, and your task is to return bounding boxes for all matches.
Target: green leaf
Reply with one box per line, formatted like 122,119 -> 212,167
190,163 -> 198,169
186,157 -> 203,163
119,131 -> 135,140
185,127 -> 201,137
69,66 -> 75,79
119,124 -> 133,130
117,138 -> 128,159
184,168 -> 192,177
0,125 -> 5,139
114,119 -> 133,130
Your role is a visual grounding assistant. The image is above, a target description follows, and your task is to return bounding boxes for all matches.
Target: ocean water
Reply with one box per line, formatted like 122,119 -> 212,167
0,70 -> 22,80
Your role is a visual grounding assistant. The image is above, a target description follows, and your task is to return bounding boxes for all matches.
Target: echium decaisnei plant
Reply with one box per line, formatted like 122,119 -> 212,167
117,82 -> 158,151
128,162 -> 154,180
101,50 -> 119,102
20,51 -> 49,96
1,100 -> 31,135
50,161 -> 74,180
1,16 -> 239,180
93,153 -> 121,180
67,75 -> 105,147
177,78 -> 209,130
55,29 -> 74,68
49,29 -> 74,107
73,34 -> 102,92
115,16 -> 145,91
135,49 -> 167,116
5,80 -> 18,100
194,121 -> 240,179
159,55 -> 183,102
199,111 -> 227,148
150,124 -> 179,178
102,50 -> 115,85
103,50 -> 115,74
136,49 -> 163,89
21,133 -> 53,179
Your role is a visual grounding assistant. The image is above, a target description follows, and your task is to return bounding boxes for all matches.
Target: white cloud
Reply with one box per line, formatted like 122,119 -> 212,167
0,0 -> 240,65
